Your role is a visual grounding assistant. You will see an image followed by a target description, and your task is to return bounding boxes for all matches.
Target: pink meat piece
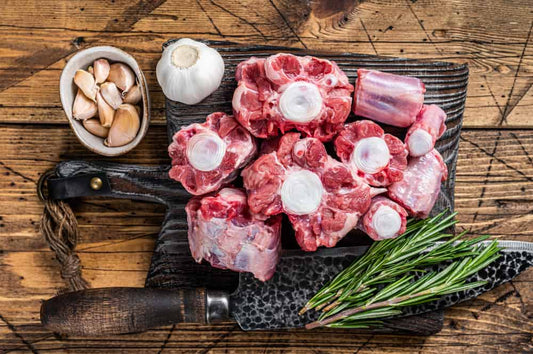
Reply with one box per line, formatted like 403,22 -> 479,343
168,112 -> 257,195
405,104 -> 447,157
353,69 -> 425,127
186,188 -> 282,282
242,133 -> 381,251
360,196 -> 408,241
232,54 -> 354,142
335,120 -> 408,187
388,149 -> 448,218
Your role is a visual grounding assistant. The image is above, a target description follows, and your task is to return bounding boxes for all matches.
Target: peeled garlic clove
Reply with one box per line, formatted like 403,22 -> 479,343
72,89 -> 97,120
107,63 -> 135,93
96,90 -> 115,128
105,103 -> 140,147
123,84 -> 141,104
100,82 -> 123,110
93,58 -> 110,84
83,118 -> 109,138
74,69 -> 97,102
281,170 -> 324,215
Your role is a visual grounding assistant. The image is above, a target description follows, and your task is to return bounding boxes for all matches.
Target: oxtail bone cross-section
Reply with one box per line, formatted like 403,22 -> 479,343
360,196 -> 408,241
335,120 -> 408,187
232,54 -> 353,142
242,133 -> 384,251
186,188 -> 282,282
168,112 -> 257,195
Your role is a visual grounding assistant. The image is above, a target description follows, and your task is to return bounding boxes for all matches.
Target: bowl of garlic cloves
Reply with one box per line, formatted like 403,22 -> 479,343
60,46 -> 150,156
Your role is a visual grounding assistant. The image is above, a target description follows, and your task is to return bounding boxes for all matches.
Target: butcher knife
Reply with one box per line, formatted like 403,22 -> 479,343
41,240 -> 533,335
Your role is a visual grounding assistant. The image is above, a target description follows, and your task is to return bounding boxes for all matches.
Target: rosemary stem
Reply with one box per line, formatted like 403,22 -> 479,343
305,288 -> 437,329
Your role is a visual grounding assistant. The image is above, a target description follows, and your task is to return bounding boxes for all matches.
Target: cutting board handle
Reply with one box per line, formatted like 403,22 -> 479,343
47,160 -> 189,205
41,287 -> 208,336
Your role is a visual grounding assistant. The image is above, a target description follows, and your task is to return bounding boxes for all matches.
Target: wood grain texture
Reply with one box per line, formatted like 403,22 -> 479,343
0,0 -> 532,352
0,126 -> 531,352
1,0 -> 532,128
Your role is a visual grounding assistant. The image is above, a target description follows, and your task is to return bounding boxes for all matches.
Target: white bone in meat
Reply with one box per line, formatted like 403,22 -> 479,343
168,112 -> 257,195
335,120 -> 408,187
242,133 -> 384,251
186,188 -> 282,281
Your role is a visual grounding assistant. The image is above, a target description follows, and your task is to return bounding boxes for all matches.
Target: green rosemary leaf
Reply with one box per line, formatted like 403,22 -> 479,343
302,211 -> 502,329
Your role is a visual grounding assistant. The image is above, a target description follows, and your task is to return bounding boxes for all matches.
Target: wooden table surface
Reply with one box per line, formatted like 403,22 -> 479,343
1,0 -> 532,352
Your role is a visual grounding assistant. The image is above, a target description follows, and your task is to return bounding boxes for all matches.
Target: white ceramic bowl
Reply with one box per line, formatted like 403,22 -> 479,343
60,46 -> 151,156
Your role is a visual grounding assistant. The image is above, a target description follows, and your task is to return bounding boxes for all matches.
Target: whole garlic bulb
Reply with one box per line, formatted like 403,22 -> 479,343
156,38 -> 224,105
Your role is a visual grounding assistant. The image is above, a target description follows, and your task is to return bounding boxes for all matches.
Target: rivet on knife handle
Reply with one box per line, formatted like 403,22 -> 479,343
40,287 -> 208,336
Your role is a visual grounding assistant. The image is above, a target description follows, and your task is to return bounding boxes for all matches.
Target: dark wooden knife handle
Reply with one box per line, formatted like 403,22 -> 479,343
41,287 -> 206,336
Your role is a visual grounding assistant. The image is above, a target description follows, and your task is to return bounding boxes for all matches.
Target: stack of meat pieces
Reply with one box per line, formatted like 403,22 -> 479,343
167,53 -> 449,281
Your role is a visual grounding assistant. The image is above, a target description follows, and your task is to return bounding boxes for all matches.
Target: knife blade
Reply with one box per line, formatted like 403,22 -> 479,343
230,240 -> 533,330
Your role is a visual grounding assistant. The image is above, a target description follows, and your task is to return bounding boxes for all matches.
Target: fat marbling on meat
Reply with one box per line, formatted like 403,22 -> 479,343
242,132 -> 385,251
168,112 -> 257,195
335,120 -> 408,187
405,104 -> 447,157
388,149 -> 448,218
232,54 -> 353,142
360,196 -> 408,240
186,188 -> 282,281
353,69 -> 425,127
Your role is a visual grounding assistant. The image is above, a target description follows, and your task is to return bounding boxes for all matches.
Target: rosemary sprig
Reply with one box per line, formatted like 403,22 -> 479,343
301,211 -> 501,329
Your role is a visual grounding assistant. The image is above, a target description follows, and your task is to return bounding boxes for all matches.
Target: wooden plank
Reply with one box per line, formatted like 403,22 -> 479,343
1,0 -> 532,351
0,0 -> 532,128
0,125 -> 531,351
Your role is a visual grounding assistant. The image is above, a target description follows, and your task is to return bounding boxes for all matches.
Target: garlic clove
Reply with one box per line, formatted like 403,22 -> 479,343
74,69 -> 98,102
83,118 -> 109,138
100,82 -> 123,110
107,63 -> 135,93
93,58 -> 110,84
72,89 -> 98,120
96,90 -> 115,128
281,170 -> 324,215
104,103 -> 140,147
123,84 -> 141,104
88,66 -> 94,74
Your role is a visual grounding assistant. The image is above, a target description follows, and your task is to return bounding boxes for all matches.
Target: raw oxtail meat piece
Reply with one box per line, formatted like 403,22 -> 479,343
405,104 -> 447,157
353,69 -> 425,127
232,54 -> 354,142
335,120 -> 408,187
388,149 -> 448,218
168,112 -> 257,195
186,188 -> 282,281
360,196 -> 408,240
242,133 -> 384,251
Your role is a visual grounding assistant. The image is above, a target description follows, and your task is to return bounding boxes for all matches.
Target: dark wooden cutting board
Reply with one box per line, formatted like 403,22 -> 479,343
141,41 -> 468,332
51,41 -> 467,334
